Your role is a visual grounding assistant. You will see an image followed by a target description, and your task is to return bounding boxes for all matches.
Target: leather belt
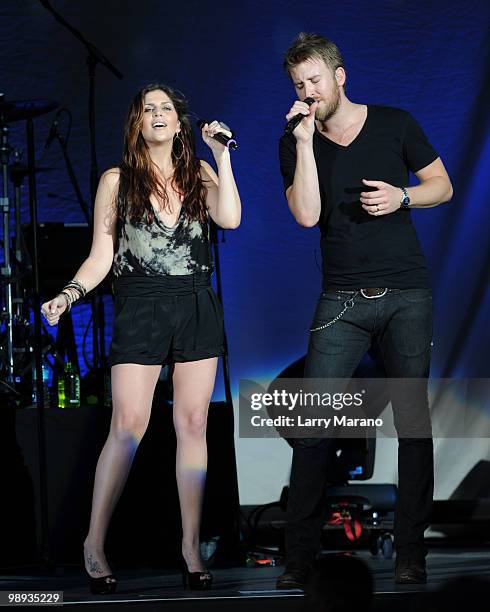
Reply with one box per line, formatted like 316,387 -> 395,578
360,288 -> 388,299
324,287 -> 393,298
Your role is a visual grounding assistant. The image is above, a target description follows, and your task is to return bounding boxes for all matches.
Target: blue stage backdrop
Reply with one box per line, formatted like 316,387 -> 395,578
2,1 -> 489,502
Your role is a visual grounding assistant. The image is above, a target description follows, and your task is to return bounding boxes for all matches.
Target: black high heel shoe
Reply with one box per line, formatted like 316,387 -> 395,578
181,557 -> 213,590
86,571 -> 118,595
84,545 -> 117,595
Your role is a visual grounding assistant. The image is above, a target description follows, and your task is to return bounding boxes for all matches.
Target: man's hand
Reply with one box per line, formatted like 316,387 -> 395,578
286,100 -> 319,143
360,179 -> 403,216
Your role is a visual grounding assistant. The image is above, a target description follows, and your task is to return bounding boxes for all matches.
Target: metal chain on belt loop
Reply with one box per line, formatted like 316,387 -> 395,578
310,292 -> 358,333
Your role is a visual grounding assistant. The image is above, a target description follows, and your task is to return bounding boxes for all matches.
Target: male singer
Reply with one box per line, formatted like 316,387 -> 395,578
277,33 -> 452,587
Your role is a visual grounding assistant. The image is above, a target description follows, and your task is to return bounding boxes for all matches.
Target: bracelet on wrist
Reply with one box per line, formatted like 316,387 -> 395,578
66,278 -> 87,297
60,279 -> 88,306
59,291 -> 72,312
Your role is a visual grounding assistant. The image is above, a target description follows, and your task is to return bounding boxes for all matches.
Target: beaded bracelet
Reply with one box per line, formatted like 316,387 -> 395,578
63,278 -> 87,299
59,291 -> 72,312
59,278 -> 88,313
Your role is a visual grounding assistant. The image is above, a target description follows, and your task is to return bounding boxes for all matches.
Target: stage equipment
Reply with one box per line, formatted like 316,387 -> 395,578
39,0 -> 123,372
12,394 -> 242,566
0,92 -> 60,570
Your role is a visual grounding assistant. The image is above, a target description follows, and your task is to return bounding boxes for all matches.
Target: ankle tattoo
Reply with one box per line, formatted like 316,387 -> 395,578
87,554 -> 104,575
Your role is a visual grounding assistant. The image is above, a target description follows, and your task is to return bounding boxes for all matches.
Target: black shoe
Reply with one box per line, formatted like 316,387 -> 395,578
395,559 -> 427,584
181,557 -> 213,590
84,544 -> 117,595
276,560 -> 311,590
86,571 -> 117,595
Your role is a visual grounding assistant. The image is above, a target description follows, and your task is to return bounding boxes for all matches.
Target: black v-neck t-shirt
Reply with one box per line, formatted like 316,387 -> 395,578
279,105 -> 439,289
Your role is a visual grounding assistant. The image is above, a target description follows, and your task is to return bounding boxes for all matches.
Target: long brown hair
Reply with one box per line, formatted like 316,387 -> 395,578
119,83 -> 208,224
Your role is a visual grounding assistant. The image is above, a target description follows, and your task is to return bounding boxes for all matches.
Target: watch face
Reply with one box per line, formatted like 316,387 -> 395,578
402,196 -> 410,207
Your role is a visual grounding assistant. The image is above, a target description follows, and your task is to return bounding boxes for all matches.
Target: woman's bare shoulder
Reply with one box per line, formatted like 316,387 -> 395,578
100,167 -> 121,187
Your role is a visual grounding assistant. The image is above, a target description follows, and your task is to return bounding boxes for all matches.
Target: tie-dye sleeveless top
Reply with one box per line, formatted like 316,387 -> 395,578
112,189 -> 212,277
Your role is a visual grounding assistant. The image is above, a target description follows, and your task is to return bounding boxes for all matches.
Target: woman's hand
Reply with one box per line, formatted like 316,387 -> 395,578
201,121 -> 232,159
41,294 -> 68,326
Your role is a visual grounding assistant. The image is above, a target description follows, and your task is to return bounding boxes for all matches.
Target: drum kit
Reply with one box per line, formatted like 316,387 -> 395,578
0,93 -> 65,403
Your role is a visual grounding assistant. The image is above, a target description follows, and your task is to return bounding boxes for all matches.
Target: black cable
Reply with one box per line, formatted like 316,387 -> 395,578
58,108 -> 72,143
81,307 -> 94,372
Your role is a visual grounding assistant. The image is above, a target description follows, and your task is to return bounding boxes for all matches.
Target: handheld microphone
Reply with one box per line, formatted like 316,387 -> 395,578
44,110 -> 62,149
284,97 -> 315,134
197,120 -> 238,150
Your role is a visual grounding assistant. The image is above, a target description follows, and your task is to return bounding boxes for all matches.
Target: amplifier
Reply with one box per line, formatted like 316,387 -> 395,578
22,223 -> 111,295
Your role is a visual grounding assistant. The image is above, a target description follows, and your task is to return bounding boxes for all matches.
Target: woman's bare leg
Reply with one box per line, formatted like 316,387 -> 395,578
173,358 -> 218,572
83,363 -> 162,577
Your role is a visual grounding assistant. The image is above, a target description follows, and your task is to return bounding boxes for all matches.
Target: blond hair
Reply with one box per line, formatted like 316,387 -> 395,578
283,32 -> 344,75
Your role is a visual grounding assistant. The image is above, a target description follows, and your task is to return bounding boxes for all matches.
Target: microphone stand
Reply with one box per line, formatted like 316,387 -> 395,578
26,115 -> 52,569
52,115 -> 91,225
48,119 -> 91,373
209,222 -> 233,406
39,0 -> 123,374
209,220 -> 241,562
0,114 -> 14,384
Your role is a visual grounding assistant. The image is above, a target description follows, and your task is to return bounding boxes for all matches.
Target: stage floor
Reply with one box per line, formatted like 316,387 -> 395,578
1,548 -> 489,611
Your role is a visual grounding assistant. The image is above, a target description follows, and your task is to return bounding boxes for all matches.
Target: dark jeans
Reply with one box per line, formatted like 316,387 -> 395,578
285,288 -> 434,565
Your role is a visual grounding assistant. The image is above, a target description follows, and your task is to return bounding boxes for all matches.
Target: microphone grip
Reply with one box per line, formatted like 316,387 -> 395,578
212,132 -> 238,150
284,97 -> 315,134
197,119 -> 238,150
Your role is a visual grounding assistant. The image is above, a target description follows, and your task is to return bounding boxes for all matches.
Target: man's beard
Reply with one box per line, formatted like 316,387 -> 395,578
315,86 -> 341,122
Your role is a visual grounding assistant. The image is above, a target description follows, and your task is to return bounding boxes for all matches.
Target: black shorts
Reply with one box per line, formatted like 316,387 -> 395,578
108,274 -> 225,367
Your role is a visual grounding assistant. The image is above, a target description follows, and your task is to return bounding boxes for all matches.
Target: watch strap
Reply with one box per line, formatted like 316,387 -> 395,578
400,187 -> 410,208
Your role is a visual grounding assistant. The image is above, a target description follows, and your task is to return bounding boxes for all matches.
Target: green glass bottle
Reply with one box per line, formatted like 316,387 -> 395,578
58,362 -> 80,408
57,370 -> 66,409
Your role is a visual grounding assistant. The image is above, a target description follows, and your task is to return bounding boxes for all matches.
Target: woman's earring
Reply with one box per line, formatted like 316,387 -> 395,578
173,132 -> 185,161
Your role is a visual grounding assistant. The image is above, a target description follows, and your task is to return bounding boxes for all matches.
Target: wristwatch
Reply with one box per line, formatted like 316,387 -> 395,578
400,187 -> 411,209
